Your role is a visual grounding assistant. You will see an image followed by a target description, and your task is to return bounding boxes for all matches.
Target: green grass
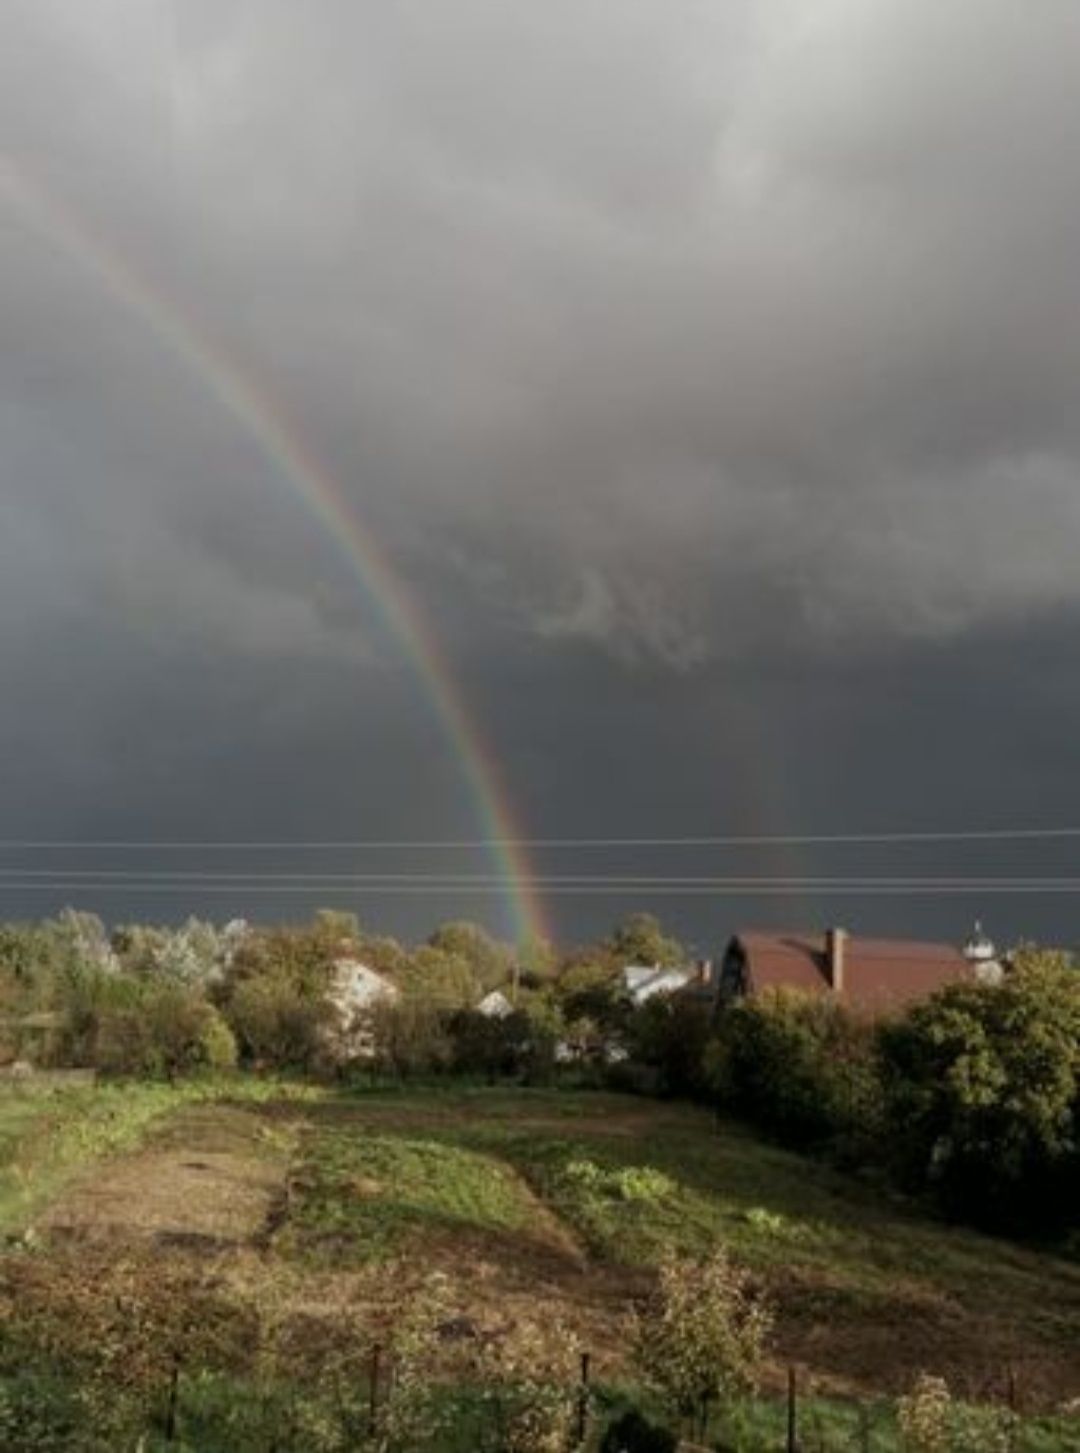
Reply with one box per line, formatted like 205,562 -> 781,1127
280,1128 -> 538,1262
358,1090 -> 1080,1346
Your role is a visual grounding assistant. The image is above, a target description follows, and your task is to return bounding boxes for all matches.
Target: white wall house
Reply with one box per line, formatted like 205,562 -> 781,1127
326,959 -> 399,1061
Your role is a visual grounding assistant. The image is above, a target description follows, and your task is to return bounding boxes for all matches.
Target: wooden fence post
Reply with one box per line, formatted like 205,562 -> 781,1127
164,1352 -> 181,1443
576,1351 -> 591,1446
369,1342 -> 382,1435
786,1365 -> 798,1453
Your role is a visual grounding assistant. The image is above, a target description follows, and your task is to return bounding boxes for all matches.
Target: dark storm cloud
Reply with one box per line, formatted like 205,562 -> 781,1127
4,1 -> 1080,940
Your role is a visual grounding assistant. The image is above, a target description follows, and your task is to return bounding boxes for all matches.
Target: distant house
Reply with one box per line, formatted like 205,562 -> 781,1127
326,959 -> 399,1060
719,926 -> 1001,1017
476,990 -> 514,1020
621,962 -> 715,1007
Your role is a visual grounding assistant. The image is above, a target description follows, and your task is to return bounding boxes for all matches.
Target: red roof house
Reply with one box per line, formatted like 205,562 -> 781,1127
719,927 -> 990,1017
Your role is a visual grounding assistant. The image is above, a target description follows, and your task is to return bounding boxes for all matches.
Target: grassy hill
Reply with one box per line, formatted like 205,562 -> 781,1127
2,1081 -> 1079,1448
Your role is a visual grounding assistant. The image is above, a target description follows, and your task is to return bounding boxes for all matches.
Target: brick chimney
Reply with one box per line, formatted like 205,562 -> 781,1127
825,927 -> 847,993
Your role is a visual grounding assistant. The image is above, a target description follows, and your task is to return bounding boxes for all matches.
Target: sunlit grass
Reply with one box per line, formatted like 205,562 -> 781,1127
279,1129 -> 537,1263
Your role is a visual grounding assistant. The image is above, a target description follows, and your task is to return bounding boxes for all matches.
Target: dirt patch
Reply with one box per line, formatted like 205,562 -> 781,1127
38,1148 -> 282,1249
34,1104 -> 296,1252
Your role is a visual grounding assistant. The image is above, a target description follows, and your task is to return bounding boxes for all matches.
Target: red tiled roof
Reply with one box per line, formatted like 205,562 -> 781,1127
733,930 -> 971,1015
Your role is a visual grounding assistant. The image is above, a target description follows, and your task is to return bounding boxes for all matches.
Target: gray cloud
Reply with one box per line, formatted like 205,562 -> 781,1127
3,0 -> 1080,940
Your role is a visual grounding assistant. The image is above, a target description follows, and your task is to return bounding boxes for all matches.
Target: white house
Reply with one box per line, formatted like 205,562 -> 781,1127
326,959 -> 399,1060
477,989 -> 514,1020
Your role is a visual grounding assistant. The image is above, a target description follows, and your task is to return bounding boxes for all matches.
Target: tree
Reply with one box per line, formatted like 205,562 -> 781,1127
704,989 -> 882,1150
427,921 -> 512,993
216,926 -> 339,1071
46,909 -> 117,975
555,958 -> 624,1032
313,909 -> 362,949
625,996 -> 713,1098
609,914 -> 684,968
879,949 -> 1080,1230
371,999 -> 452,1079
398,945 -> 477,1009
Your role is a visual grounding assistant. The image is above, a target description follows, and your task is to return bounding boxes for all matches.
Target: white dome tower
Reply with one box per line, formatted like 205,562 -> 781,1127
962,921 -> 1004,985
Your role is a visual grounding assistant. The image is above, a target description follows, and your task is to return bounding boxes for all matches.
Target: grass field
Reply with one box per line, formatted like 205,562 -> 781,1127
2,1081 -> 1079,1449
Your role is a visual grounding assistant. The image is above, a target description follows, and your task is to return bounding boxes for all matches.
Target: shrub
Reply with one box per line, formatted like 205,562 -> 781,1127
897,1373 -> 1015,1453
197,1006 -> 239,1071
632,1249 -> 771,1420
473,1319 -> 582,1453
370,1000 -> 453,1079
624,997 -> 713,1098
224,974 -> 334,1071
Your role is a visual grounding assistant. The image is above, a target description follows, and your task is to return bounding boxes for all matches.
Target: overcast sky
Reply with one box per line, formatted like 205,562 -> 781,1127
3,0 -> 1080,949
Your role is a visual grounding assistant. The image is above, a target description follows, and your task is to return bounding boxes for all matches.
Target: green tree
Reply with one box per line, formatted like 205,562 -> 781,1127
609,913 -> 684,968
879,949 -> 1080,1229
427,921 -> 512,993
625,996 -> 713,1097
633,1250 -> 771,1426
555,958 -> 624,1031
216,926 -> 339,1070
371,998 -> 453,1079
397,944 -> 477,1008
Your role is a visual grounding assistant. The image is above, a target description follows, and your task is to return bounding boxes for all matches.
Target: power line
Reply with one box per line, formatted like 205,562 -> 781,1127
3,880 -> 1080,896
1,869 -> 1080,885
1,825 -> 1080,851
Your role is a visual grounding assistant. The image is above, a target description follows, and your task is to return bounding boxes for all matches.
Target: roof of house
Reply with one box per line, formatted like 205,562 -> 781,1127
730,931 -> 972,1014
330,959 -> 399,1011
621,964 -> 697,1004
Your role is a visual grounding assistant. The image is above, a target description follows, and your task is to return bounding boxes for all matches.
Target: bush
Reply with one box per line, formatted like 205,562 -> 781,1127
223,974 -> 334,1072
472,1319 -> 582,1453
623,997 -> 712,1098
370,999 -> 453,1079
704,989 -> 883,1152
897,1372 -> 1015,1453
632,1249 -> 772,1420
197,1006 -> 239,1071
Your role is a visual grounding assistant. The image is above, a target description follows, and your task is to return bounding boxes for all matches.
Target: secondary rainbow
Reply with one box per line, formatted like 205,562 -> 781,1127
1,160 -> 547,945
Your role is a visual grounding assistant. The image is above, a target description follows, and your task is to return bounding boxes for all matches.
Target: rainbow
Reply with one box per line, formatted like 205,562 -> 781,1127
1,161 -> 548,945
